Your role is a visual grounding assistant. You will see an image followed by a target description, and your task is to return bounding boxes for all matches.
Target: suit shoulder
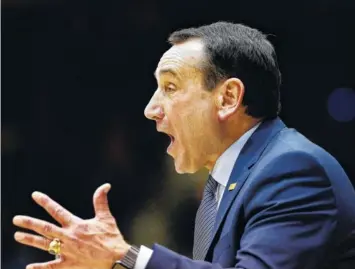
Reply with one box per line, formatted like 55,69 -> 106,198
253,127 -> 354,204
264,127 -> 343,169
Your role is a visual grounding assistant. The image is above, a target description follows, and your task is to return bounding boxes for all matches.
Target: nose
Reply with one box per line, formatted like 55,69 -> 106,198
144,90 -> 164,121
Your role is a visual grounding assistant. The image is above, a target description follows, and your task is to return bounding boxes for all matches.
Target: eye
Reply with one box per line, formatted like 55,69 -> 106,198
164,83 -> 176,93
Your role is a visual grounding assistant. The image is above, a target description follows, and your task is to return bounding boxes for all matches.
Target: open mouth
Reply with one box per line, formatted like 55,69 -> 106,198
167,135 -> 175,152
169,135 -> 175,143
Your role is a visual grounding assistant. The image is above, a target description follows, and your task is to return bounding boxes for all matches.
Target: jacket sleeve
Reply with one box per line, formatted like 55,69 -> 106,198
146,244 -> 230,269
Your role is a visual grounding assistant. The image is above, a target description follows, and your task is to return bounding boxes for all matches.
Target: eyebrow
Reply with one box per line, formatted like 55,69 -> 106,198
154,67 -> 180,80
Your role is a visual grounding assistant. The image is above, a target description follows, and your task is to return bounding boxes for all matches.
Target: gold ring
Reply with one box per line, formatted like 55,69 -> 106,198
48,238 -> 61,256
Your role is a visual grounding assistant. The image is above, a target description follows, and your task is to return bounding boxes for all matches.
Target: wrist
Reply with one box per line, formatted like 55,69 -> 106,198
115,242 -> 131,261
112,244 -> 140,269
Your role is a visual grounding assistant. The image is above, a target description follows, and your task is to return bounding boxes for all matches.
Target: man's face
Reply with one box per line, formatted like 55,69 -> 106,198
144,39 -> 220,174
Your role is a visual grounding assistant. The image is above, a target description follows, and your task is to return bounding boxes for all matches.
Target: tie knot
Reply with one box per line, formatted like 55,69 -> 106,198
205,175 -> 218,194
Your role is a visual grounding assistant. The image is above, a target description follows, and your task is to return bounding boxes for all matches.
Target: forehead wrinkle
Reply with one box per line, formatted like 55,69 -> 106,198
156,56 -> 203,82
162,42 -> 204,64
155,40 -> 207,84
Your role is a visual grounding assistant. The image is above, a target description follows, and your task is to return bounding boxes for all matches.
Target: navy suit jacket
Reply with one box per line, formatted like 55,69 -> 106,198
146,117 -> 355,269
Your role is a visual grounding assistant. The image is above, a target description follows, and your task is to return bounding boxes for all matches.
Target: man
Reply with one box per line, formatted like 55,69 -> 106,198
13,22 -> 355,269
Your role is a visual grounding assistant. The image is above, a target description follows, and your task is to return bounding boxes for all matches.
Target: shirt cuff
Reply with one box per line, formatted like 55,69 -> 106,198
133,245 -> 153,269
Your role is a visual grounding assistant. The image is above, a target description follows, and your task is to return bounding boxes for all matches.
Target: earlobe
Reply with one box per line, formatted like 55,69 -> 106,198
217,108 -> 231,121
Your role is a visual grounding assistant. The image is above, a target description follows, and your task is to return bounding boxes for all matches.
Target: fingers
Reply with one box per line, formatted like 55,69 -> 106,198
32,192 -> 74,226
14,231 -> 51,252
93,183 -> 113,219
13,215 -> 65,239
26,257 -> 65,269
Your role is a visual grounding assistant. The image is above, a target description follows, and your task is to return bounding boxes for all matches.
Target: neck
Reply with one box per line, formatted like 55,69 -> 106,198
205,116 -> 261,171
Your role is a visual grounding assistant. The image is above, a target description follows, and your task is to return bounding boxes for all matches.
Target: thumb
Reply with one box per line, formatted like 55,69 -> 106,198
93,183 -> 113,220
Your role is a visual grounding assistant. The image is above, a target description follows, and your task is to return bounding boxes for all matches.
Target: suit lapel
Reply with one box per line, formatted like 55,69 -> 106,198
205,117 -> 286,260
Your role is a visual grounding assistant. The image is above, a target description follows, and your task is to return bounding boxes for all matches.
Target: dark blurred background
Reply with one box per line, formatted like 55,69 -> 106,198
2,0 -> 355,267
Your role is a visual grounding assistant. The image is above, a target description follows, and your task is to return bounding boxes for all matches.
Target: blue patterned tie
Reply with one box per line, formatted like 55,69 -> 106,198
193,175 -> 219,260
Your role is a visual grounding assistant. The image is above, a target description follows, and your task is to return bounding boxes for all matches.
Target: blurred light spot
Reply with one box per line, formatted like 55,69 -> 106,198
327,88 -> 355,122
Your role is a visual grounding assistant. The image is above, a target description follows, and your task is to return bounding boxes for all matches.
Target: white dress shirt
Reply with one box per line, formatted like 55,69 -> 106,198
134,123 -> 260,269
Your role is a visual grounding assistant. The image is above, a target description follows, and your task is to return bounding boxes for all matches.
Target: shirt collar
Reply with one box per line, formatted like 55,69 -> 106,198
210,122 -> 261,187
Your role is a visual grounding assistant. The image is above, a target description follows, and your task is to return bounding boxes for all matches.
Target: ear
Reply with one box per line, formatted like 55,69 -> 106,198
215,78 -> 245,121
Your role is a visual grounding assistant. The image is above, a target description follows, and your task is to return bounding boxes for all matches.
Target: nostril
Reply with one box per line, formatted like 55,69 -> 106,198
152,115 -> 160,121
152,107 -> 164,120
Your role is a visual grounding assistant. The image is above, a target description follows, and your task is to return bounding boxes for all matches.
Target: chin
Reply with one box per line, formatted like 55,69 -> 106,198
173,158 -> 199,174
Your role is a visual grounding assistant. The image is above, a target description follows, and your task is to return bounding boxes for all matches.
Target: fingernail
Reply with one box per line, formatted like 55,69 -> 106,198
104,183 -> 111,193
32,191 -> 42,199
14,232 -> 24,240
13,216 -> 21,225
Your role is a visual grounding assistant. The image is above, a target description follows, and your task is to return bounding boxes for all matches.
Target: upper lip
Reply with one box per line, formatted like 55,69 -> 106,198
157,126 -> 170,135
157,128 -> 174,138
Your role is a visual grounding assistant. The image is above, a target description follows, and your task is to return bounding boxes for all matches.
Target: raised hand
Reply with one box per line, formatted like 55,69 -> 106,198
13,183 -> 131,269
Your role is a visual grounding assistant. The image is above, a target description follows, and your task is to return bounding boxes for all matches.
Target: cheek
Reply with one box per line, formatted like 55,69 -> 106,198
168,93 -> 214,141
185,105 -> 214,143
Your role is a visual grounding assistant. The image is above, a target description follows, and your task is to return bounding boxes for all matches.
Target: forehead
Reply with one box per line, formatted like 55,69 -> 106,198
155,39 -> 205,78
